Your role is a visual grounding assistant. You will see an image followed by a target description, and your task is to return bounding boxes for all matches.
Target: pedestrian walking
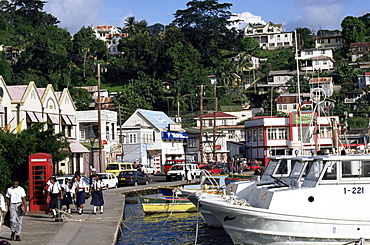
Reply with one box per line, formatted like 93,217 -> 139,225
74,174 -> 86,215
90,174 -> 104,214
0,193 -> 6,227
6,178 -> 27,241
47,177 -> 63,218
61,178 -> 74,214
186,166 -> 192,185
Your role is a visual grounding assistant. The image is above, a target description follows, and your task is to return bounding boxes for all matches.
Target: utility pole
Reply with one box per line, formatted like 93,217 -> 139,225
213,84 -> 217,162
118,104 -> 123,159
199,85 -> 204,163
97,63 -> 102,172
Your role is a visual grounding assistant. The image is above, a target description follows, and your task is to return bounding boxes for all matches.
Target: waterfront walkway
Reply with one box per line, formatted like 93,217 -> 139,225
0,179 -> 190,245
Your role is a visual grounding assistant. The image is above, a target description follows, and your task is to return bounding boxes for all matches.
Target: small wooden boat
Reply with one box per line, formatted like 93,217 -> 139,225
139,196 -> 197,214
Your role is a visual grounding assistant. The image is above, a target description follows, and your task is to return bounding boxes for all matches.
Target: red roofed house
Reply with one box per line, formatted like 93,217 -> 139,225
357,72 -> 370,89
298,48 -> 334,71
93,25 -> 128,55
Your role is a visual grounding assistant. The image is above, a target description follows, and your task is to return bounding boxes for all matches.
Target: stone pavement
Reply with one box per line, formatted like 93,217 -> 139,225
0,188 -> 125,245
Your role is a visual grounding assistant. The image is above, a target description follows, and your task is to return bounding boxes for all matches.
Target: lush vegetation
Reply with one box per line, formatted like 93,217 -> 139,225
0,1 -> 370,186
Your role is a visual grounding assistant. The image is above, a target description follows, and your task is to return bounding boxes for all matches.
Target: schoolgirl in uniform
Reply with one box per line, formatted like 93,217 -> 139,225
90,174 -> 104,214
61,178 -> 74,214
47,177 -> 63,218
74,174 -> 86,215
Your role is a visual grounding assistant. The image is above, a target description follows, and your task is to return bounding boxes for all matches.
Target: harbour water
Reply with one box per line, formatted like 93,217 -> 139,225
119,196 -> 233,245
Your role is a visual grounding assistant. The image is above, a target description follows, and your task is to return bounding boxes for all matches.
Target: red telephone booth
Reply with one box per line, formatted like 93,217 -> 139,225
28,152 -> 53,213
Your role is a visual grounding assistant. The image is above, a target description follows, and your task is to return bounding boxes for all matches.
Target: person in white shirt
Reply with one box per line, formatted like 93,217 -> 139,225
47,177 -> 63,218
0,193 -> 6,227
90,174 -> 104,214
61,178 -> 74,214
6,178 -> 27,241
74,175 -> 86,215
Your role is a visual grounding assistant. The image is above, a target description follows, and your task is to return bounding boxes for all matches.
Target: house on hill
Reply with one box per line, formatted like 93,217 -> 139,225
243,22 -> 293,50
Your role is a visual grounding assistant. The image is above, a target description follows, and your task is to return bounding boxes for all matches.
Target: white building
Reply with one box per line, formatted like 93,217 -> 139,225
0,76 -> 89,175
119,109 -> 188,173
357,72 -> 370,89
245,113 -> 338,165
244,22 -> 293,50
299,48 -> 335,71
93,25 -> 128,55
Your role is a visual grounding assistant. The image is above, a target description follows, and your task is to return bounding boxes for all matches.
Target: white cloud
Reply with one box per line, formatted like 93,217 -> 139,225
228,12 -> 265,30
43,0 -> 103,35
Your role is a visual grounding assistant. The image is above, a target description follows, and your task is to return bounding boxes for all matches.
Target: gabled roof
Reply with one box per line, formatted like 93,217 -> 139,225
138,109 -> 175,129
7,81 -> 41,104
194,111 -> 237,119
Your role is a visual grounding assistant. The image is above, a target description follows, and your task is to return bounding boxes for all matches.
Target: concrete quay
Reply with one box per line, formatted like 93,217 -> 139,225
0,179 -> 191,245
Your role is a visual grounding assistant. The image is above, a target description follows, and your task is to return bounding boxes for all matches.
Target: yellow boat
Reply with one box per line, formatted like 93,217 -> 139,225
139,196 -> 197,214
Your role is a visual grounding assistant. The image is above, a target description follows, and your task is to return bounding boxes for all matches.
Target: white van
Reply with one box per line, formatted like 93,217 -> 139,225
166,163 -> 201,181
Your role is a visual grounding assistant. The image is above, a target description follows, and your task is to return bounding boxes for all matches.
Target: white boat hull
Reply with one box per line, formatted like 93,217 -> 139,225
201,188 -> 370,245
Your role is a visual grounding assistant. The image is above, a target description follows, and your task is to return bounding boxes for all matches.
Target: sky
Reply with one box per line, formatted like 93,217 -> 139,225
43,0 -> 369,35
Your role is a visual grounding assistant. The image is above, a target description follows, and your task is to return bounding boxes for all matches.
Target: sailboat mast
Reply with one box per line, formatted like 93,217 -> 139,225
295,30 -> 304,154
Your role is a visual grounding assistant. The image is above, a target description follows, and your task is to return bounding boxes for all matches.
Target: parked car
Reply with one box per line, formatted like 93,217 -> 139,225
200,165 -> 222,175
166,163 -> 201,181
245,162 -> 261,172
55,175 -> 91,198
117,170 -> 150,186
97,173 -> 118,189
106,162 -> 136,176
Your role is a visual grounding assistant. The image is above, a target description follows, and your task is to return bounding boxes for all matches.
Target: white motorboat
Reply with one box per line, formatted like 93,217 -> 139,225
200,154 -> 370,244
181,155 -> 302,228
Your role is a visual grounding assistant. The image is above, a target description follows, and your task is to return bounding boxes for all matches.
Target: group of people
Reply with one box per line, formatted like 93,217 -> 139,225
0,168 -> 106,242
46,168 -> 105,216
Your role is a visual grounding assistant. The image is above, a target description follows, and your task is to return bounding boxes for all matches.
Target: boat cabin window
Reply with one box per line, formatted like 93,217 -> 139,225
322,161 -> 337,180
264,160 -> 280,176
342,161 -> 370,178
305,161 -> 326,181
275,159 -> 289,175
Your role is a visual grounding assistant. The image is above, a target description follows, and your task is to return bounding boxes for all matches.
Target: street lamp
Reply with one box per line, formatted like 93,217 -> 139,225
89,127 -> 96,168
249,143 -> 252,160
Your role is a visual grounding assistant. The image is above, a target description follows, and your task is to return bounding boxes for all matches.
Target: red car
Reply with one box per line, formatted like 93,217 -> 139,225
245,162 -> 261,171
200,165 -> 222,175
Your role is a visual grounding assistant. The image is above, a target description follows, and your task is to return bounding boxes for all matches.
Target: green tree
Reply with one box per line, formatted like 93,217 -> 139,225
296,27 -> 315,49
69,87 -> 91,110
333,63 -> 359,92
341,16 -> 366,50
287,75 -> 310,93
359,13 -> 370,37
0,123 -> 69,191
173,0 -> 239,66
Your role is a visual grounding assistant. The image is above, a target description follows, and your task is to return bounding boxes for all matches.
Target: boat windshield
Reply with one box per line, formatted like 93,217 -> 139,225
264,159 -> 280,176
304,160 -> 326,182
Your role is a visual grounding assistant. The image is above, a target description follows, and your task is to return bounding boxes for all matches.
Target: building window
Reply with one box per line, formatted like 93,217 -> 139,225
267,128 -> 288,140
247,130 -> 251,142
252,129 -> 257,141
228,130 -> 235,139
80,129 -> 86,139
258,129 -> 263,140
129,133 -> 137,144
188,137 -> 197,147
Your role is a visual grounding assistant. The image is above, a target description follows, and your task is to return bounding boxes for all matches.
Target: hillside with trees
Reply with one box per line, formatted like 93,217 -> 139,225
0,0 -> 369,128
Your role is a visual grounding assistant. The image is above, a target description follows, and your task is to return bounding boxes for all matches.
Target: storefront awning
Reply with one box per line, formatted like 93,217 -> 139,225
47,113 -> 59,124
147,150 -> 159,156
34,112 -> 44,122
68,115 -> 77,125
68,139 -> 90,153
27,111 -> 38,123
62,115 -> 72,125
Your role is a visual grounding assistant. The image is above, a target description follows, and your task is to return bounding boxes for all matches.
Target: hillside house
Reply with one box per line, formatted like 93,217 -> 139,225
93,25 -> 128,55
243,22 -> 293,50
358,72 -> 370,89
299,48 -> 335,71
309,77 -> 334,97
349,42 -> 370,62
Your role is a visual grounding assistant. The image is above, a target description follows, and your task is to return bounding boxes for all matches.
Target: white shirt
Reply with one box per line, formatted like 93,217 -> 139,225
92,179 -> 103,190
6,186 -> 26,204
48,182 -> 61,194
62,183 -> 74,194
74,179 -> 86,192
0,194 -> 5,211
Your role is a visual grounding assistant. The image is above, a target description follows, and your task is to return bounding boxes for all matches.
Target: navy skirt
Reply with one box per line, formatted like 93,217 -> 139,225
90,190 -> 104,206
49,193 -> 59,209
76,191 -> 85,205
62,192 -> 73,206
